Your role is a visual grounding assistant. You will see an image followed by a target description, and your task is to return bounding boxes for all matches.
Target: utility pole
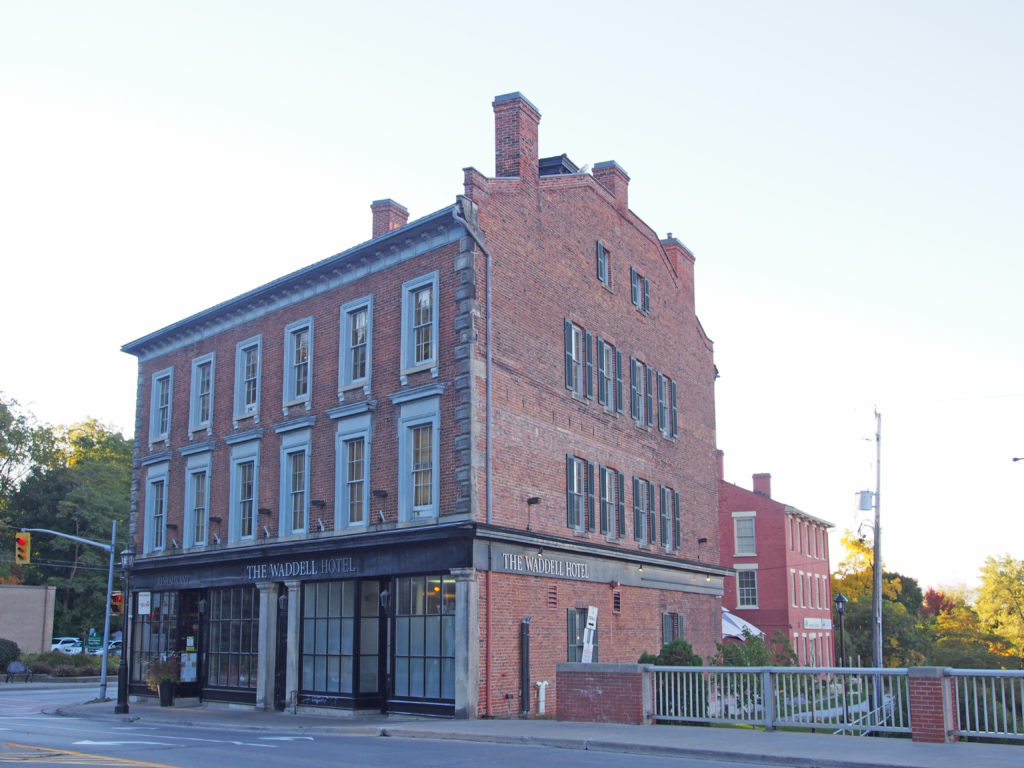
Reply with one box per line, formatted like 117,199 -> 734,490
871,410 -> 883,669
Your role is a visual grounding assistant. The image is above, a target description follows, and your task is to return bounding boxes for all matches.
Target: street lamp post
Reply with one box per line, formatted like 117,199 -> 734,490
834,591 -> 849,731
833,592 -> 848,667
114,548 -> 134,715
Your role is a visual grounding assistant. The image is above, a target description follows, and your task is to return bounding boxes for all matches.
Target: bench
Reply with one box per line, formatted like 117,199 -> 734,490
5,661 -> 32,683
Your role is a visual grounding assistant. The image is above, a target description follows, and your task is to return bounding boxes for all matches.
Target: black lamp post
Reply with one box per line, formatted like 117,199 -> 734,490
833,592 -> 848,667
114,548 -> 134,714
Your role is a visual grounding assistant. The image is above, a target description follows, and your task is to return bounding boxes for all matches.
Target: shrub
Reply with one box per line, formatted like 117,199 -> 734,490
26,660 -> 52,675
639,638 -> 703,666
52,664 -> 79,677
0,639 -> 20,667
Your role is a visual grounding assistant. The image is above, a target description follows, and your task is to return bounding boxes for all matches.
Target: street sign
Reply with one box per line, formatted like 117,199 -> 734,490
85,633 -> 103,652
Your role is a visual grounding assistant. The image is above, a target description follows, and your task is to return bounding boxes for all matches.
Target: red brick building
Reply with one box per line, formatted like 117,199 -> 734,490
718,465 -> 835,665
122,93 -> 725,718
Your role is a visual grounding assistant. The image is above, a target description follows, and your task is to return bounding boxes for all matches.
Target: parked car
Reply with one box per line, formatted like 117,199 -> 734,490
51,637 -> 82,655
87,640 -> 122,656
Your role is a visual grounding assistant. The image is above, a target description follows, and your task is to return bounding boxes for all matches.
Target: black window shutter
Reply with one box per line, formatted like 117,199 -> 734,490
586,460 -> 596,531
670,379 -> 678,437
630,268 -> 639,306
662,613 -> 673,645
660,486 -> 668,545
657,372 -> 666,432
596,241 -> 606,282
632,477 -> 642,541
647,481 -> 656,544
564,320 -> 573,390
643,277 -> 650,313
645,366 -> 654,426
629,357 -> 639,418
614,349 -> 624,413
584,330 -> 594,399
616,471 -> 626,537
596,337 -> 606,406
673,491 -> 681,550
565,454 -> 575,528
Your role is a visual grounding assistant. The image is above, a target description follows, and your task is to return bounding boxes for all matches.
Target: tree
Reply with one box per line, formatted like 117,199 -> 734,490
0,395 -> 57,518
975,555 -> 1024,668
712,630 -> 797,667
7,420 -> 131,635
639,638 -> 703,666
831,531 -> 930,667
924,588 -> 1007,669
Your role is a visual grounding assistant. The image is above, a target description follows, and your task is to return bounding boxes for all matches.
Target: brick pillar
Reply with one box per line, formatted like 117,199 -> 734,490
556,663 -> 648,724
908,667 -> 958,743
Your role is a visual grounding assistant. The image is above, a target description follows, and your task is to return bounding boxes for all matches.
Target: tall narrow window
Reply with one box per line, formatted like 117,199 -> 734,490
596,339 -> 615,410
599,466 -> 616,535
346,438 -> 365,525
150,479 -> 165,551
737,569 -> 758,608
411,424 -> 433,510
596,241 -> 611,288
633,477 -> 648,541
350,309 -> 368,380
567,608 -> 598,662
734,515 -> 756,555
340,297 -> 373,393
394,392 -> 441,521
629,357 -> 646,423
288,451 -> 307,532
228,438 -> 259,542
566,456 -> 584,529
660,485 -> 672,546
564,321 -> 591,398
189,354 -> 215,433
238,461 -> 255,539
190,470 -> 207,546
630,267 -> 651,314
234,336 -> 262,419
284,318 -> 313,405
402,273 -> 439,373
149,369 -> 173,443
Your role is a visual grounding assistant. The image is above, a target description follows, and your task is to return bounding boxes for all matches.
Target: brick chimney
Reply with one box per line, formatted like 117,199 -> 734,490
753,473 -> 771,498
371,199 -> 409,238
662,235 -> 696,306
593,161 -> 630,212
493,92 -> 541,185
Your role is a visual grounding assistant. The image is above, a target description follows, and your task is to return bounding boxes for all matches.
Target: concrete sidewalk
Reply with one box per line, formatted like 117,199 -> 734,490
56,695 -> 1022,768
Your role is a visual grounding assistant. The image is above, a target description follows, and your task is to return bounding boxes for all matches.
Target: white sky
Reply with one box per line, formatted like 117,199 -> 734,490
2,1 -> 1021,591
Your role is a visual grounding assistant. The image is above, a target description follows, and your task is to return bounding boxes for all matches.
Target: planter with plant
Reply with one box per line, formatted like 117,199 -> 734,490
144,655 -> 180,706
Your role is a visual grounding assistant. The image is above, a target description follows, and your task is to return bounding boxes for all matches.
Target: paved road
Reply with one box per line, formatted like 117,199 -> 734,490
0,687 -> 762,768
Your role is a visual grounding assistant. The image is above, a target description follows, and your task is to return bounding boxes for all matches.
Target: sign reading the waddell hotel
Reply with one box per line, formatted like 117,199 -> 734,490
499,551 -> 591,580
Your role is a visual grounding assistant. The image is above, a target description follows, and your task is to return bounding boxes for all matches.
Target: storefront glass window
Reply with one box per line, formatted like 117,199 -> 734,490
394,574 -> 456,702
206,586 -> 258,689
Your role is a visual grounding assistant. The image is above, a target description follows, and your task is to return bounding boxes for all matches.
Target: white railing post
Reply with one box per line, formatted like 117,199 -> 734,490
762,668 -> 775,729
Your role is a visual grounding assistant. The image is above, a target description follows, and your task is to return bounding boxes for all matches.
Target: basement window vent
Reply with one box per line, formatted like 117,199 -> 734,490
547,585 -> 558,608
613,591 -> 622,613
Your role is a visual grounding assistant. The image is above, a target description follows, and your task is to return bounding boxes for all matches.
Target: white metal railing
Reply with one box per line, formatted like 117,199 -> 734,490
949,669 -> 1024,741
647,666 -> 911,735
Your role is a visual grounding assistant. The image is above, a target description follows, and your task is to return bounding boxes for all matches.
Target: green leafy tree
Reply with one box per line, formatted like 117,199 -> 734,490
975,555 -> 1024,668
924,588 -> 1007,669
712,630 -> 797,667
0,395 -> 58,519
8,420 -> 130,635
831,531 -> 930,667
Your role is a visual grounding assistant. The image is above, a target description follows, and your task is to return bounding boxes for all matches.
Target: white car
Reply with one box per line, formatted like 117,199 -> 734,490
50,637 -> 83,655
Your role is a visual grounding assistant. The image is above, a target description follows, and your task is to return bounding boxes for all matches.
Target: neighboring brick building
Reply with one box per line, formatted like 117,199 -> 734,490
718,464 -> 835,665
121,93 -> 725,719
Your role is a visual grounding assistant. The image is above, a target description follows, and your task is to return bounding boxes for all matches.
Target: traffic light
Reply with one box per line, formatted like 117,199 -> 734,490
110,591 -> 123,615
14,533 -> 30,565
